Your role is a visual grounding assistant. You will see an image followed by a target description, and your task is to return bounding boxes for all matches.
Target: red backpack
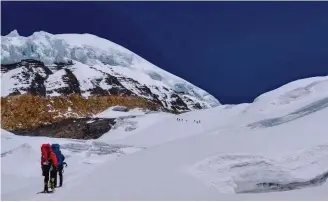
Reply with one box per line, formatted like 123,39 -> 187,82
41,143 -> 51,166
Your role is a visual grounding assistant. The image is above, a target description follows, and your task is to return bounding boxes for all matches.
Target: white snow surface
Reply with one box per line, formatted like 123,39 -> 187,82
2,75 -> 328,200
44,69 -> 68,96
1,31 -> 220,108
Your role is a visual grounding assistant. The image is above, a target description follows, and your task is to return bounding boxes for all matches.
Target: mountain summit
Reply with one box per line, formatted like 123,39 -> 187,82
1,30 -> 220,112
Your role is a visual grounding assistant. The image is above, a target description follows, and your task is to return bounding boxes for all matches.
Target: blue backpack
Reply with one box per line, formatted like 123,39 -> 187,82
51,143 -> 64,165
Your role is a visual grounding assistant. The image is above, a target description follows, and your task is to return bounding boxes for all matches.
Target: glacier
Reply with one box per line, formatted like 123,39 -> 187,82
1,30 -> 220,109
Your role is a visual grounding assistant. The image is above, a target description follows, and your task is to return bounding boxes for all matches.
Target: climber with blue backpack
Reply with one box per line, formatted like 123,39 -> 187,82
51,143 -> 67,187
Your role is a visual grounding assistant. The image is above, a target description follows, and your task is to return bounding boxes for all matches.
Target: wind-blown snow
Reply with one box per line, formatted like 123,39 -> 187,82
245,76 -> 328,117
1,75 -> 328,200
189,145 -> 328,194
1,31 -> 220,108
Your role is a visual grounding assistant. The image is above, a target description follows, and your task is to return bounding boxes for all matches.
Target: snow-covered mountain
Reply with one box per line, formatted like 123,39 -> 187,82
1,30 -> 220,112
2,75 -> 328,200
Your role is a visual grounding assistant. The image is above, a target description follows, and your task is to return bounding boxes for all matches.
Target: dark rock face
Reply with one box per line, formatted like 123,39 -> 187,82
9,118 -> 116,140
29,73 -> 47,96
89,66 -> 134,96
50,68 -> 82,95
2,59 -> 53,96
1,62 -> 19,73
2,59 -> 208,112
170,94 -> 189,111
54,60 -> 74,69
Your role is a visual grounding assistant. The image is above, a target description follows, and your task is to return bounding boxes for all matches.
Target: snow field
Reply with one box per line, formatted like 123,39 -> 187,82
1,75 -> 328,200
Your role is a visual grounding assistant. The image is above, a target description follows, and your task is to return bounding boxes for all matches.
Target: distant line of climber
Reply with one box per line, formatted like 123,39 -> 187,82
176,118 -> 201,124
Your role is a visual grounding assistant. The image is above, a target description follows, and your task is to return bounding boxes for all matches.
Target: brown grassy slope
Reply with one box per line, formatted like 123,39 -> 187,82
1,94 -> 162,130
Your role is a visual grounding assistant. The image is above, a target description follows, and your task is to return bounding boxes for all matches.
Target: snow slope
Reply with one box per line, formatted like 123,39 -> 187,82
1,75 -> 328,200
1,30 -> 220,111
1,128 -> 145,200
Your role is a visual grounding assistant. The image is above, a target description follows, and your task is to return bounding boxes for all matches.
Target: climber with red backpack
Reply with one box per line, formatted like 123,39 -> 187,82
41,143 -> 58,193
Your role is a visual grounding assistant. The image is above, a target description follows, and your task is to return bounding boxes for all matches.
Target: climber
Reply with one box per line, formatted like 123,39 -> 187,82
51,143 -> 67,187
41,143 -> 58,193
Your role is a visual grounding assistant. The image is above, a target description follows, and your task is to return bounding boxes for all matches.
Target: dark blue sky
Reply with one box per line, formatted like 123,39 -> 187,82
2,2 -> 328,104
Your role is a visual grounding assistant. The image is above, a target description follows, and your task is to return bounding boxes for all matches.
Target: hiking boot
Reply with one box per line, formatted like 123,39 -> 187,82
50,178 -> 55,190
43,182 -> 49,193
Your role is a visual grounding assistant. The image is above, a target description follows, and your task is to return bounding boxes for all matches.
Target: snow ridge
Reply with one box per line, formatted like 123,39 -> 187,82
1,31 -> 220,111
